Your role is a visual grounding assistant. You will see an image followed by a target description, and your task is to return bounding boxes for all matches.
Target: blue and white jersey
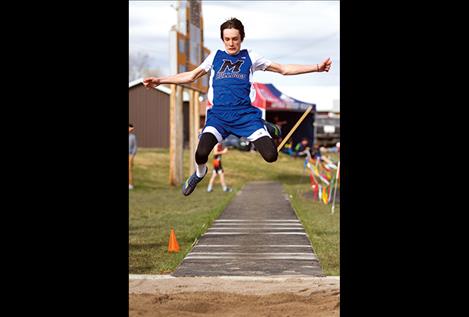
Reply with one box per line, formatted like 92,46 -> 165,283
199,49 -> 272,112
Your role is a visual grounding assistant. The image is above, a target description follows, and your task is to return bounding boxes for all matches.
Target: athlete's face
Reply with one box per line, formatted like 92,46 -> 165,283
222,28 -> 242,55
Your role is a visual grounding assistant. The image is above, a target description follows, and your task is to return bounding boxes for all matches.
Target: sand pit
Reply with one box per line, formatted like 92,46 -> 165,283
129,275 -> 339,316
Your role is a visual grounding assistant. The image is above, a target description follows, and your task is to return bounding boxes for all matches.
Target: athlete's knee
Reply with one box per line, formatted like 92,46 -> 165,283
195,143 -> 212,164
253,136 -> 278,163
195,133 -> 218,164
262,149 -> 278,163
195,149 -> 209,164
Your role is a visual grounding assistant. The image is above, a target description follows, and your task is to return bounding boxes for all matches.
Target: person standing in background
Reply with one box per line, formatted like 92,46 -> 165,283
207,143 -> 232,193
129,124 -> 137,190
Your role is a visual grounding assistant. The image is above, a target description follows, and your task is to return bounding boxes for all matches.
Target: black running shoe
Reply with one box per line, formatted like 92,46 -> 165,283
263,120 -> 281,139
182,169 -> 207,196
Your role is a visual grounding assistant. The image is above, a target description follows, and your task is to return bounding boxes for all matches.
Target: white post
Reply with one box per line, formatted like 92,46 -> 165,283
331,160 -> 340,214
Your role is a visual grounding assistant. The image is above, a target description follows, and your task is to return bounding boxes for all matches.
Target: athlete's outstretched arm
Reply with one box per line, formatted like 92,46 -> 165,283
266,57 -> 332,75
143,67 -> 207,89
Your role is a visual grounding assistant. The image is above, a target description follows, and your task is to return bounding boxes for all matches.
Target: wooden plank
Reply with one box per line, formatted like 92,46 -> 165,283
277,105 -> 313,152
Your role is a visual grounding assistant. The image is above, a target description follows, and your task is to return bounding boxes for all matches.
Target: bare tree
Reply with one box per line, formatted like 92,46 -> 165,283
142,68 -> 162,78
129,52 -> 151,81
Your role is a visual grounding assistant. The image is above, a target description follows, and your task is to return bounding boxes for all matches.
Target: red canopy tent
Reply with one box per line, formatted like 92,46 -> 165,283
251,83 -> 316,146
251,82 -> 316,116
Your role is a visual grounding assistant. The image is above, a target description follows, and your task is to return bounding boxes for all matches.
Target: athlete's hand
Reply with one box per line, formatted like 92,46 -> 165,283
143,77 -> 161,89
318,58 -> 332,72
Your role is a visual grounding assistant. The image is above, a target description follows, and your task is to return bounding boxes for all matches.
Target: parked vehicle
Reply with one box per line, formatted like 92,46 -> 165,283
222,134 -> 251,151
314,113 -> 340,147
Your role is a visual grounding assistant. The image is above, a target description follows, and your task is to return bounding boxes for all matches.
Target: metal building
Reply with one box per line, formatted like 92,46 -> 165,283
129,79 -> 192,148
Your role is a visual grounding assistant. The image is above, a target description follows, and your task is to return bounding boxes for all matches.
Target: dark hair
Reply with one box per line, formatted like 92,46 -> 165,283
129,124 -> 134,128
220,18 -> 245,41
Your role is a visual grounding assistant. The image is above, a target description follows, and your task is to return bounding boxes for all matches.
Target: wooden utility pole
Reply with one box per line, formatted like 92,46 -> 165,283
188,90 -> 200,175
189,90 -> 195,175
194,90 -> 200,145
168,1 -> 208,186
169,84 -> 184,186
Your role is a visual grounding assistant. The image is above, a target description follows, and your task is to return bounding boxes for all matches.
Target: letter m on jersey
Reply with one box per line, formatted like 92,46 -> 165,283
218,59 -> 244,73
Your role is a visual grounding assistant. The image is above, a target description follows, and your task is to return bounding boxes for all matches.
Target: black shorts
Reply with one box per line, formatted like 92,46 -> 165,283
213,164 -> 223,174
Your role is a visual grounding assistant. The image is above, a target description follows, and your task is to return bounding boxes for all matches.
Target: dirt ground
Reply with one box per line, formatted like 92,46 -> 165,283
129,275 -> 339,317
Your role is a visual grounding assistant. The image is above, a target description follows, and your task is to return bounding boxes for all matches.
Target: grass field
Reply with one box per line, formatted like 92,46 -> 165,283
129,148 -> 340,275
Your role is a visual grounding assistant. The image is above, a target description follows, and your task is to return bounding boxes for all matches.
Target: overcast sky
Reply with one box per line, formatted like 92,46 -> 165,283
129,0 -> 340,110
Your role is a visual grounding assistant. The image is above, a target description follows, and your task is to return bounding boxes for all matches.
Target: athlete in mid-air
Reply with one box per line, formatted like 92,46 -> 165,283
143,17 -> 332,196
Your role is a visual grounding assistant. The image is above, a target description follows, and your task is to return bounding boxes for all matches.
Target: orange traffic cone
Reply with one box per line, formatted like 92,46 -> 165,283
168,227 -> 180,253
